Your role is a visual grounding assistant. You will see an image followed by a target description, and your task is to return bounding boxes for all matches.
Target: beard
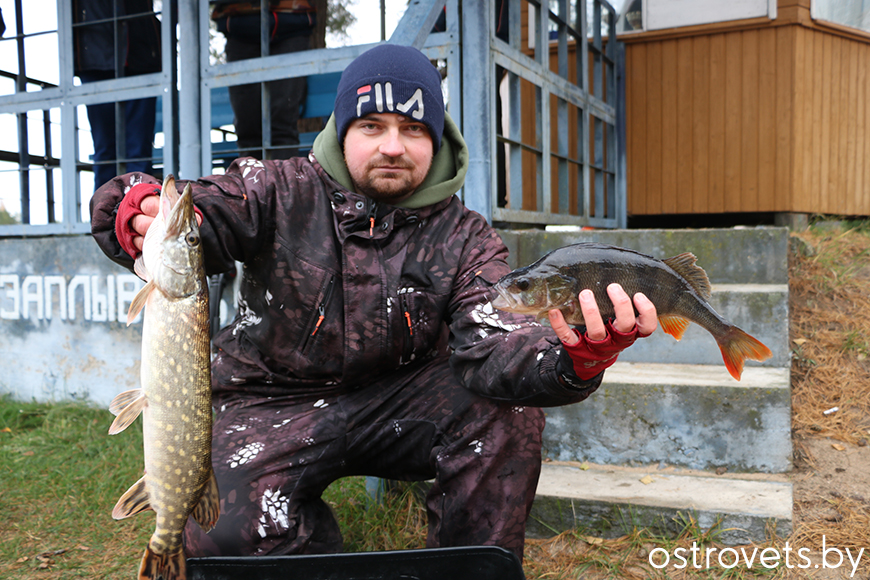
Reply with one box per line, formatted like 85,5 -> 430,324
349,155 -> 432,204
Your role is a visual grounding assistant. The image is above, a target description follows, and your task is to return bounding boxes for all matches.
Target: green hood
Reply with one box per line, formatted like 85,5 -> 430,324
312,111 -> 468,210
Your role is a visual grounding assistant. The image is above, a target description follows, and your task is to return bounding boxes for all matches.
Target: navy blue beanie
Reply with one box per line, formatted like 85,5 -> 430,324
334,44 -> 445,153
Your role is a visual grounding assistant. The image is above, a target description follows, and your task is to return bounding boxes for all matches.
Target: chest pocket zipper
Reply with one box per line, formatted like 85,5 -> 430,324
301,276 -> 335,353
399,292 -> 415,362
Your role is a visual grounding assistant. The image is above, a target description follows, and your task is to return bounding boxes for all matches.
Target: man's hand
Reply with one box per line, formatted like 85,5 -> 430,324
549,283 -> 657,345
548,283 -> 657,380
115,183 -> 162,259
116,182 -> 203,258
130,194 -> 159,252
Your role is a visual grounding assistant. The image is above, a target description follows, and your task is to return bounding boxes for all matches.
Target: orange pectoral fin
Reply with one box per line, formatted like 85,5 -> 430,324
658,314 -> 691,341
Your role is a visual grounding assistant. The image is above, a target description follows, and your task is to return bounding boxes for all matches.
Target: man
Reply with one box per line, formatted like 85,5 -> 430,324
90,44 -> 656,560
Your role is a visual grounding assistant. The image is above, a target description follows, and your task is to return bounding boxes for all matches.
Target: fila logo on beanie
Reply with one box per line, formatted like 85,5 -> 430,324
334,44 -> 445,153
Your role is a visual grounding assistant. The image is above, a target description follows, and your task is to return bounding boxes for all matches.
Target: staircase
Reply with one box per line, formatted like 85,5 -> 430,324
497,227 -> 792,545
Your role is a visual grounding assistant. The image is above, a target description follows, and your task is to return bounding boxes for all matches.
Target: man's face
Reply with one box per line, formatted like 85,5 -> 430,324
343,113 -> 434,204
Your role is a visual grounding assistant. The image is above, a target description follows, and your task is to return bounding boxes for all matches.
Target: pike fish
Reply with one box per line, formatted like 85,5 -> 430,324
490,242 -> 772,380
108,175 -> 219,580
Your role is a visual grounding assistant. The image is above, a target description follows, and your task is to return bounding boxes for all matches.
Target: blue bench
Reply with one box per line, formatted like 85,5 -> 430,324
153,71 -> 342,165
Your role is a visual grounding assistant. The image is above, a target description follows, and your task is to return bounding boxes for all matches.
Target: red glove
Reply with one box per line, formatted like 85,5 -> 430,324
115,183 -> 162,259
115,182 -> 203,259
561,320 -> 650,380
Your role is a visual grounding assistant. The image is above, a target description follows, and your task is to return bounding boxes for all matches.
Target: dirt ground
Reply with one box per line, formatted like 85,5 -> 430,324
787,437 -> 870,579
784,226 -> 870,579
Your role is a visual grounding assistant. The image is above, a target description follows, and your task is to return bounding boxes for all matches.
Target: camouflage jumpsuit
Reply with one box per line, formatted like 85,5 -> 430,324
90,129 -> 603,559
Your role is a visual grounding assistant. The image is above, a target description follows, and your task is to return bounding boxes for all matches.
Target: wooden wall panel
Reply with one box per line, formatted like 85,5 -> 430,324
691,35 -> 710,213
758,28 -> 777,211
790,25 -> 810,212
829,34 -> 842,209
846,41 -> 858,215
646,41 -> 664,215
627,43 -> 647,214
723,31 -> 743,212
818,33 -> 833,211
774,25 -> 794,212
676,37 -> 694,213
741,29 -> 760,212
707,33 -> 726,213
809,28 -> 825,210
858,41 -> 868,213
660,39 -> 679,214
625,18 -> 870,217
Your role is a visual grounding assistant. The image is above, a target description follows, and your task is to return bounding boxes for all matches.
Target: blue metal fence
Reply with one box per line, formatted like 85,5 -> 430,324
0,0 -> 625,235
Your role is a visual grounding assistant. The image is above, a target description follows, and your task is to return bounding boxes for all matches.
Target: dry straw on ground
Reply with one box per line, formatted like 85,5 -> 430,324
789,226 -> 870,446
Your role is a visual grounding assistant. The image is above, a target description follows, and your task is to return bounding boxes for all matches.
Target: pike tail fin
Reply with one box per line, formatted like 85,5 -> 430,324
139,544 -> 185,580
191,468 -> 221,531
717,326 -> 773,381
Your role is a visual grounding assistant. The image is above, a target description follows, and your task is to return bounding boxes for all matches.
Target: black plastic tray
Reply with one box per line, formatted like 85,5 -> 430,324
187,545 -> 525,580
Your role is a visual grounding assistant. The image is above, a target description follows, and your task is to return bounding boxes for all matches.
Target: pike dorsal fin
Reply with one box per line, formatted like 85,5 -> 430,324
662,253 -> 712,299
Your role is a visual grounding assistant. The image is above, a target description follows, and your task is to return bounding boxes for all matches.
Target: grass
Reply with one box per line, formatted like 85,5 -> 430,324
0,398 -> 428,579
4,219 -> 869,579
0,396 -> 790,580
0,400 -> 153,578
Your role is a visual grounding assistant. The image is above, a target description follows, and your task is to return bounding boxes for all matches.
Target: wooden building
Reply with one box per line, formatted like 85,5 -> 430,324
623,0 -> 870,217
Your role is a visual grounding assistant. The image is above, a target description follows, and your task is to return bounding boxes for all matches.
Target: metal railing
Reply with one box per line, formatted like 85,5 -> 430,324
0,0 -> 177,235
0,0 -> 625,236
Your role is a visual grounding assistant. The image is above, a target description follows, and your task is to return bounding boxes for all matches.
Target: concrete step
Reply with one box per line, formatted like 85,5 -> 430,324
542,362 -> 792,473
498,226 -> 789,285
529,462 -> 792,545
617,283 -> 790,368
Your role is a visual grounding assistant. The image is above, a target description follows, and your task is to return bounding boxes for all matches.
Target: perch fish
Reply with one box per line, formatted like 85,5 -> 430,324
490,242 -> 772,380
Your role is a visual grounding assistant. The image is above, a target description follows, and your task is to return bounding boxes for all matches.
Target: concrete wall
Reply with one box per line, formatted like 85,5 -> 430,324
0,235 -> 143,407
2,227 -> 790,420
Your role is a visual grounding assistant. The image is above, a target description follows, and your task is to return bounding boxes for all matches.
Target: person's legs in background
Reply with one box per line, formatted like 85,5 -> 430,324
225,34 -> 310,160
123,95 -> 157,175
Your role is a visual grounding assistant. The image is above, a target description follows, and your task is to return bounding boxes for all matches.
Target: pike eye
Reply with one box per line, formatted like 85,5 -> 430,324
185,233 -> 200,247
515,279 -> 530,291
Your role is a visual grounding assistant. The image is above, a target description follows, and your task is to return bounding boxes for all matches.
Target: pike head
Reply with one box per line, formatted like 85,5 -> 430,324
134,175 -> 204,301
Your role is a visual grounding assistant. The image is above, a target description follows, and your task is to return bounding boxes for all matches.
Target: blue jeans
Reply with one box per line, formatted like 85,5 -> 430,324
79,70 -> 157,189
